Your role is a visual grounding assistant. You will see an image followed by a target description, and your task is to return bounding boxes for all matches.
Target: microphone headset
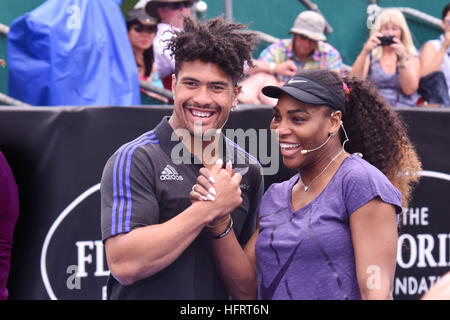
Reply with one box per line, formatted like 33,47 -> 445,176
300,117 -> 350,155
300,129 -> 338,154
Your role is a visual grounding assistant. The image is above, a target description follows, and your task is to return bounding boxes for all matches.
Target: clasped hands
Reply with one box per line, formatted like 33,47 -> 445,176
190,159 -> 243,228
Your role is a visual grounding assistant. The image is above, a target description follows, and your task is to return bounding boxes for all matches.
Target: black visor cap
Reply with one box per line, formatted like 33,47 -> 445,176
262,74 -> 345,113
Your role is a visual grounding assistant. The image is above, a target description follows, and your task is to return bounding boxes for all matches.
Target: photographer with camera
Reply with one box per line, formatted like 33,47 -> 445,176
351,9 -> 421,107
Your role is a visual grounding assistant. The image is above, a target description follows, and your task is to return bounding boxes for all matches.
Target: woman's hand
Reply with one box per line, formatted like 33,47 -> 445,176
362,32 -> 383,54
390,37 -> 407,63
190,160 -> 234,202
190,160 -> 242,223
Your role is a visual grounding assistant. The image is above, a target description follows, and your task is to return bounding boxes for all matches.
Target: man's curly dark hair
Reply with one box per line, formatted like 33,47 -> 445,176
164,16 -> 258,86
299,69 -> 422,209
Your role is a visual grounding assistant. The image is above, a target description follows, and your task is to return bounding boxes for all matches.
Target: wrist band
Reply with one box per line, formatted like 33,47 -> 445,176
397,56 -> 409,69
269,62 -> 276,74
211,217 -> 233,239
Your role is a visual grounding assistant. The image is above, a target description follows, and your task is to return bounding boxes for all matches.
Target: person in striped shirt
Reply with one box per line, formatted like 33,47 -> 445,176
239,10 -> 345,105
100,16 -> 263,300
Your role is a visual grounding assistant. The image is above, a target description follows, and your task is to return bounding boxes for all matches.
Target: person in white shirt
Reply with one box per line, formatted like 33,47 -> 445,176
145,0 -> 194,90
420,3 -> 450,103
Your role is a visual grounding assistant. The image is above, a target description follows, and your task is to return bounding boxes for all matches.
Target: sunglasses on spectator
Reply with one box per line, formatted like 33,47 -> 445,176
164,1 -> 193,11
133,24 -> 157,33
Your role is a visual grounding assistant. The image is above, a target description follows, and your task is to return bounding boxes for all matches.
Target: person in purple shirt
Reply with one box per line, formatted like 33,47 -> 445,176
0,151 -> 19,300
191,69 -> 422,299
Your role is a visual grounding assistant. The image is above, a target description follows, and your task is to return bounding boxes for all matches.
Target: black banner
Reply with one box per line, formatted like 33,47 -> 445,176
392,109 -> 450,299
0,105 -> 448,300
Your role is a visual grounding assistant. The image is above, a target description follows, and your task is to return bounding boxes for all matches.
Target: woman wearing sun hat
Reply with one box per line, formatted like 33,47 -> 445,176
238,10 -> 345,105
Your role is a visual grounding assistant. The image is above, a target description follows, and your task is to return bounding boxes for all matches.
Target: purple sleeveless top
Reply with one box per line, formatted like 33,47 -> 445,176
255,154 -> 401,300
369,56 -> 419,107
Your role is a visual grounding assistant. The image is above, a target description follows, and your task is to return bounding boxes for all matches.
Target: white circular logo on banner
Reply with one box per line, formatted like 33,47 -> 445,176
395,170 -> 450,299
419,170 -> 450,182
40,183 -> 105,300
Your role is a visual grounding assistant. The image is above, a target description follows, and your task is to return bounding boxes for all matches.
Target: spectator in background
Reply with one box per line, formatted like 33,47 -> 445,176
126,8 -> 168,103
145,0 -> 194,90
0,59 -> 5,68
419,3 -> 450,103
351,9 -> 421,107
0,151 -> 19,300
238,11 -> 345,105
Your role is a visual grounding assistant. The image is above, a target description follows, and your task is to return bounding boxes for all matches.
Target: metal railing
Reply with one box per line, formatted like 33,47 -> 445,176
139,80 -> 173,101
224,0 -> 233,22
0,93 -> 31,106
298,0 -> 334,34
1,2 -> 443,104
252,30 -> 279,45
0,23 -> 8,36
396,7 -> 441,29
366,2 -> 442,31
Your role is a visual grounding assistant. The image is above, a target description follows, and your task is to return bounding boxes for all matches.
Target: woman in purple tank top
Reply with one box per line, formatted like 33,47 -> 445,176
351,9 -> 421,107
191,69 -> 422,300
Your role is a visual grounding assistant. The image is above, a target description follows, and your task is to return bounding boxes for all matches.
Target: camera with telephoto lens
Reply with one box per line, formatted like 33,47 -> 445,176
378,35 -> 395,46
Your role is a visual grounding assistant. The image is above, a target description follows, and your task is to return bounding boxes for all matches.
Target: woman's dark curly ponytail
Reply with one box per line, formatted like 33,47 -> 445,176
342,76 -> 421,207
298,69 -> 421,207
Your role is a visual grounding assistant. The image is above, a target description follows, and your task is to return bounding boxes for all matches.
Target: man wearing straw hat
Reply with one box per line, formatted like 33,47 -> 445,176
239,10 -> 345,105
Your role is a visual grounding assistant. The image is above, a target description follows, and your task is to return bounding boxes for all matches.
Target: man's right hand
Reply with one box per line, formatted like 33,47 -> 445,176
190,159 -> 242,223
362,32 -> 383,54
275,60 -> 297,77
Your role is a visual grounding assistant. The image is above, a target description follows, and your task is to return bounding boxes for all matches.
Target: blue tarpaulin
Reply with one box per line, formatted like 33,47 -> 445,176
7,0 -> 140,106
